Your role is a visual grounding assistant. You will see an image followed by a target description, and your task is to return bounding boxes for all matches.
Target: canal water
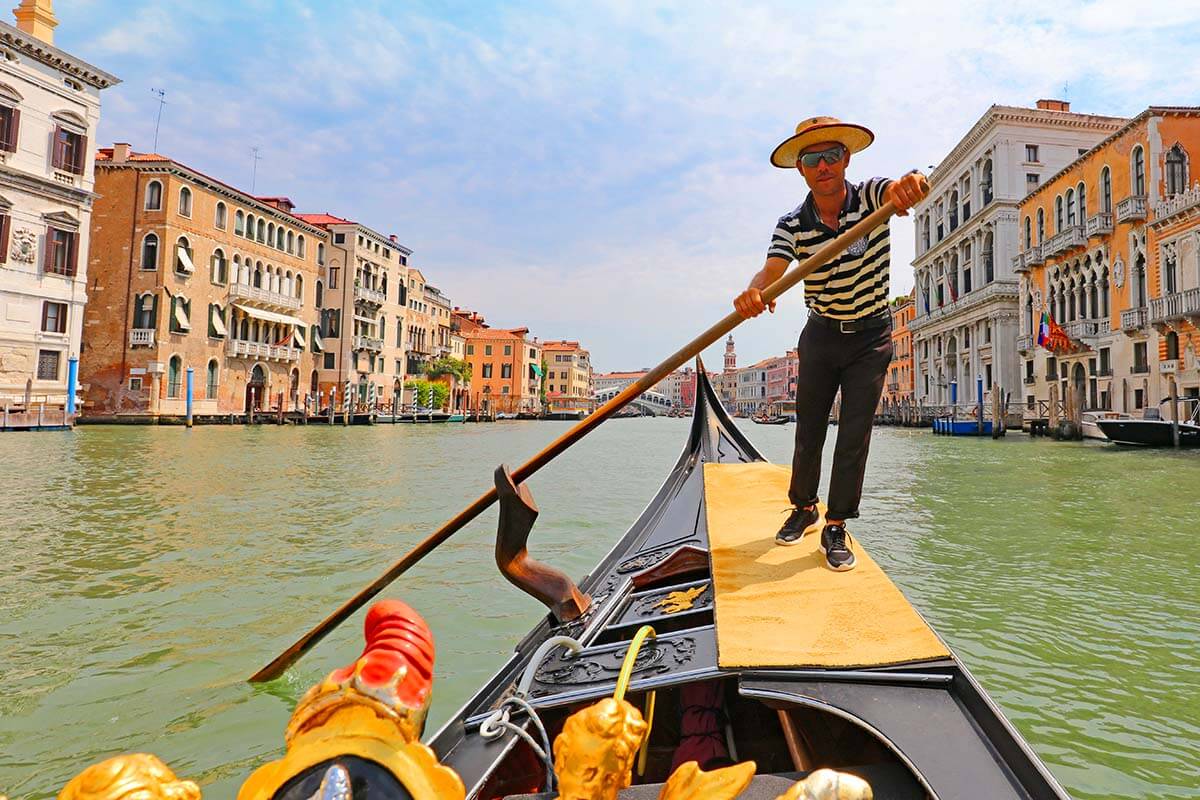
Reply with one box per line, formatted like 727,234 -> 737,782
0,420 -> 1197,799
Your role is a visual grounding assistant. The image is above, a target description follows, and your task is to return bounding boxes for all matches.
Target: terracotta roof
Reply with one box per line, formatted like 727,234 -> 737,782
466,328 -> 524,341
96,148 -> 170,162
542,340 -> 582,350
295,212 -> 354,226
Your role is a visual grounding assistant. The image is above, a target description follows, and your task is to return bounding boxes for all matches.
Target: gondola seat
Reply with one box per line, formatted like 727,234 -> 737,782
505,762 -> 925,799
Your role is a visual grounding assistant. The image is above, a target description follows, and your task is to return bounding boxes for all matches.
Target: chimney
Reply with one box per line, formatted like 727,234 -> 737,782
1036,99 -> 1070,112
389,234 -> 398,243
13,0 -> 58,44
112,142 -> 130,164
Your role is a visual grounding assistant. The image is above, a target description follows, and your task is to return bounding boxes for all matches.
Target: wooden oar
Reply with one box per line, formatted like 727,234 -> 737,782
249,191 -> 920,683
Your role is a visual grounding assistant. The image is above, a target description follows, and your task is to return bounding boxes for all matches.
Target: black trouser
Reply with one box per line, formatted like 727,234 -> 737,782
788,316 -> 893,521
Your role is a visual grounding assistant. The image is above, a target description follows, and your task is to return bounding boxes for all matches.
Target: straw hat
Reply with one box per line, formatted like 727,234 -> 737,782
770,116 -> 875,168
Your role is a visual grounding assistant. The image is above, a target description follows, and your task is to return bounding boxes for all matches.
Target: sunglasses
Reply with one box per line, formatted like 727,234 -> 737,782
798,145 -> 846,168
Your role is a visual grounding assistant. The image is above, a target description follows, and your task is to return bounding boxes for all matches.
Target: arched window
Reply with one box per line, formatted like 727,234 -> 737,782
231,254 -> 242,284
1164,246 -> 1178,294
246,213 -> 255,239
949,190 -> 959,230
276,227 -> 285,250
295,274 -> 304,302
1132,146 -> 1145,196
267,223 -> 275,247
140,232 -> 159,270
256,218 -> 266,243
235,209 -> 245,236
1055,196 -> 1064,231
253,262 -> 263,289
206,359 -> 219,399
297,235 -> 306,258
1037,208 -> 1045,242
287,231 -> 294,254
1066,188 -> 1075,225
1077,182 -> 1087,220
310,370 -> 318,394
175,236 -> 193,274
167,355 -> 182,398
145,180 -> 162,211
981,158 -> 993,203
1101,167 -> 1112,212
983,231 -> 994,282
134,292 -> 156,328
211,247 -> 227,284
317,242 -> 325,266
1166,331 -> 1180,360
1023,216 -> 1031,249
316,280 -> 323,307
215,202 -> 227,230
178,186 -> 192,217
1166,144 -> 1188,195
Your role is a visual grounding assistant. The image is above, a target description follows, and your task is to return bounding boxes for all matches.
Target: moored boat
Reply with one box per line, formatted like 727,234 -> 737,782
1080,410 -> 1133,441
752,414 -> 790,425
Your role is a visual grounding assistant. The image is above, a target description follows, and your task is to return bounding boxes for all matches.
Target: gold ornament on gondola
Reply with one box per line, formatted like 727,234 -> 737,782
55,753 -> 200,800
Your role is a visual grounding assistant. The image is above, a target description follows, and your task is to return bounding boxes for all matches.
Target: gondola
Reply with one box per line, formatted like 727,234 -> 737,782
56,363 -> 1071,800
751,414 -> 790,425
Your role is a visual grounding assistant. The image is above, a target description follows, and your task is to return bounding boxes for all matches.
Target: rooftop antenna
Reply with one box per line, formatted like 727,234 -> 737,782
250,146 -> 262,193
150,88 -> 166,151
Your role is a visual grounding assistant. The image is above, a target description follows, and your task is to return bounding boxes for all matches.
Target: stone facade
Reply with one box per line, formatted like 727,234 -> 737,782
0,13 -> 117,407
295,214 -> 411,411
883,292 -> 916,407
909,102 -> 1127,409
1016,107 -> 1200,415
81,148 -> 328,417
543,339 -> 593,413
464,326 -> 541,413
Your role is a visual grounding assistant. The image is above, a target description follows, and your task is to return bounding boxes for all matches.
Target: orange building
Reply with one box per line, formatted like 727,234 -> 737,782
1015,107 -> 1200,414
883,291 -> 916,408
80,145 -> 327,418
464,326 -> 542,414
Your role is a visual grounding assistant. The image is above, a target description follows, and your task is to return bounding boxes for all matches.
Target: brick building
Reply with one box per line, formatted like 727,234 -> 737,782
80,146 -> 328,417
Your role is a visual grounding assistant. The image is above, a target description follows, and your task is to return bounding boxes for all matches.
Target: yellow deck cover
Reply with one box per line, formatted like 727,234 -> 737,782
704,462 -> 951,668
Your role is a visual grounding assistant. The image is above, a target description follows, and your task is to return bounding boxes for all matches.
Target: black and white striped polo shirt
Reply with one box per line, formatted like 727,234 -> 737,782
767,178 -> 893,321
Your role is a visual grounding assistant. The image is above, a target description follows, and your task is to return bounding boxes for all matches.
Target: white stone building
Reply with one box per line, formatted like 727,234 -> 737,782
908,101 -> 1126,407
0,2 -> 117,407
735,358 -> 769,416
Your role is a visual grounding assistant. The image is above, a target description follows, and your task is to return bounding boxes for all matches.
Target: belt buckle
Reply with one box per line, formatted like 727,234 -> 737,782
839,319 -> 853,334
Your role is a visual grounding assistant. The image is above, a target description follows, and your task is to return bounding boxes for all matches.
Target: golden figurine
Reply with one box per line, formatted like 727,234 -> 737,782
237,599 -> 464,800
553,696 -> 649,800
56,753 -> 200,800
656,760 -> 757,799
774,768 -> 874,800
652,583 -> 709,614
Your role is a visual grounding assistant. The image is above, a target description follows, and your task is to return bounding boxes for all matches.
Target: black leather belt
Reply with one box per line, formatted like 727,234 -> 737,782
807,310 -> 891,334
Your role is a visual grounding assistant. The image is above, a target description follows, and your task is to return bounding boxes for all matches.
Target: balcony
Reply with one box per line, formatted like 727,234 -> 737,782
1011,252 -> 1026,273
1024,375 -> 1036,385
1131,363 -> 1150,375
1152,184 -> 1200,223
129,328 -> 155,348
1062,318 -> 1111,341
906,281 -> 1019,332
1017,334 -> 1032,353
226,338 -> 301,362
1085,212 -> 1113,238
1160,359 -> 1180,375
1026,243 -> 1044,266
228,282 -> 301,312
354,284 -> 387,307
352,334 -> 383,352
1148,287 -> 1200,325
1044,225 -> 1085,259
1115,195 -> 1147,224
1120,306 -> 1147,333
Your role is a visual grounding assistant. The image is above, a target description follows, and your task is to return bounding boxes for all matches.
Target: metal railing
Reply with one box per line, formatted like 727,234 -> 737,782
1115,195 -> 1147,223
1149,287 -> 1200,324
129,328 -> 155,348
1120,306 -> 1147,331
226,339 -> 301,361
1085,212 -> 1113,237
228,282 -> 301,311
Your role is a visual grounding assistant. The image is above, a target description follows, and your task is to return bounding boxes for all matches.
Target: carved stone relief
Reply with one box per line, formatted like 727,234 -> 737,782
11,228 -> 36,264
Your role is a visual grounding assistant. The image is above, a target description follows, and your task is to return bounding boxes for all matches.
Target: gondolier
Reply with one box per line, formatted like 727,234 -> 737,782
734,116 -> 926,571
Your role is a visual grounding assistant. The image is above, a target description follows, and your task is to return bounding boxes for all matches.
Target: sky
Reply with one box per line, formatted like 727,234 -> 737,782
54,0 -> 1200,372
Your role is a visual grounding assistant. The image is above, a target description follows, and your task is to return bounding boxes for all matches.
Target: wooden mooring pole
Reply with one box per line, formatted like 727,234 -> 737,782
1169,376 -> 1180,449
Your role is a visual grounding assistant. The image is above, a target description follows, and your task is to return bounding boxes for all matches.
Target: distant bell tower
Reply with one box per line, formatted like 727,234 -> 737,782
13,0 -> 58,44
724,334 -> 736,372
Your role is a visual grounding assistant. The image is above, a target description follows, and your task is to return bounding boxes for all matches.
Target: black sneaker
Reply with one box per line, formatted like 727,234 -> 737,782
776,505 -> 820,546
819,524 -> 857,571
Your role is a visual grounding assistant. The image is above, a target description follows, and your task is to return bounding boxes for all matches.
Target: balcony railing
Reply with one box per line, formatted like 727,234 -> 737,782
1085,212 -> 1114,237
1026,243 -> 1044,266
907,281 -> 1019,332
228,282 -> 301,311
1160,359 -> 1180,374
1148,287 -> 1200,324
1152,183 -> 1200,222
226,339 -> 301,361
1062,318 -> 1110,340
1120,306 -> 1147,332
352,334 -> 384,352
1115,195 -> 1147,223
1017,334 -> 1032,352
354,284 -> 387,306
129,328 -> 155,348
